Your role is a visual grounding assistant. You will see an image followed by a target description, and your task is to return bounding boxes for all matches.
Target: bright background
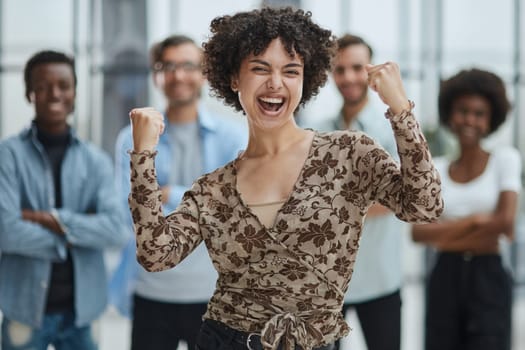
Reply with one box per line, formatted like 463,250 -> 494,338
1,0 -> 524,349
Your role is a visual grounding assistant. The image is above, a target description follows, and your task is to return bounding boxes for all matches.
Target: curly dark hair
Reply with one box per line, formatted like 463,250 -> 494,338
203,7 -> 336,112
24,50 -> 76,102
438,68 -> 511,134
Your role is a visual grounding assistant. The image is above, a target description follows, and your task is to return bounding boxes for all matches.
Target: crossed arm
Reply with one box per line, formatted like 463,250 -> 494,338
22,210 -> 65,235
412,191 -> 518,253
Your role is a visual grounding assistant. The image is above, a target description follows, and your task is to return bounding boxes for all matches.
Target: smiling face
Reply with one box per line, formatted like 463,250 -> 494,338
30,63 -> 76,131
154,43 -> 205,107
232,38 -> 304,131
332,44 -> 370,106
448,94 -> 492,147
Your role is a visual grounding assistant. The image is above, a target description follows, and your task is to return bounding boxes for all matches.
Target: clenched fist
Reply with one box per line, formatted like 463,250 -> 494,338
366,62 -> 411,115
129,107 -> 165,152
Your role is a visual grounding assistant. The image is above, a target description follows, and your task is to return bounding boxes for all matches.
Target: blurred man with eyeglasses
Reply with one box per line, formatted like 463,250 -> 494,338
109,35 -> 247,350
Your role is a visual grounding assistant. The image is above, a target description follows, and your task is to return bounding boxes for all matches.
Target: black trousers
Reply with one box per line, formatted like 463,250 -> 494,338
196,319 -> 334,350
131,294 -> 208,350
334,290 -> 401,350
425,252 -> 512,350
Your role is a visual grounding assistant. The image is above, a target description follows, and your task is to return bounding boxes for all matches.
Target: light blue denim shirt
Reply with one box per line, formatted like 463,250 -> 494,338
109,105 -> 247,316
0,123 -> 128,328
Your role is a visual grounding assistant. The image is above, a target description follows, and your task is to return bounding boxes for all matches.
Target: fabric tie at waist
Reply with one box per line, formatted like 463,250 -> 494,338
260,312 -> 324,350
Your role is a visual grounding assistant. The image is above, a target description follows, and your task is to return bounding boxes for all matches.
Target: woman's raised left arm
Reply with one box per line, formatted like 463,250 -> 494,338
363,62 -> 443,223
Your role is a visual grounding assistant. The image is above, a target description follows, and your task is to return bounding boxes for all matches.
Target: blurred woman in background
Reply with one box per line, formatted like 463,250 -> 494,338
412,68 -> 521,350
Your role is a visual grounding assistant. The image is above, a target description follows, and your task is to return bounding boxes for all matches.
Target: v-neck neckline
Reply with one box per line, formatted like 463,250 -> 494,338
231,130 -> 318,231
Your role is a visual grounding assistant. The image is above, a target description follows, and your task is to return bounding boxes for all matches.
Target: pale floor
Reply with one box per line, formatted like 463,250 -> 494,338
96,229 -> 525,350
96,284 -> 525,350
2,234 -> 524,350
0,281 -> 522,349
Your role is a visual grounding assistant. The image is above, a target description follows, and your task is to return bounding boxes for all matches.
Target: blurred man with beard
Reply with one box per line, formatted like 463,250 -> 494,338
109,35 -> 247,350
311,34 -> 404,350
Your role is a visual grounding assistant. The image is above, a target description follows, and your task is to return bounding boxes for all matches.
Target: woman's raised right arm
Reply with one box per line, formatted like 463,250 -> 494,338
128,108 -> 203,272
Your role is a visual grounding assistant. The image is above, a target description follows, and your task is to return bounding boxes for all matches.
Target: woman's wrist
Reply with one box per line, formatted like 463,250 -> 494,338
385,100 -> 414,119
128,149 -> 158,156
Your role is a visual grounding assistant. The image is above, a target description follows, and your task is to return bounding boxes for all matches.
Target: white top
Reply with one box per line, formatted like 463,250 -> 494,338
435,147 -> 522,221
310,102 -> 405,303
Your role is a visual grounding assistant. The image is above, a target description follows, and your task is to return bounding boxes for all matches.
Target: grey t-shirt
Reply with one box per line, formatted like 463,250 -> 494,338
168,121 -> 203,187
135,119 -> 206,302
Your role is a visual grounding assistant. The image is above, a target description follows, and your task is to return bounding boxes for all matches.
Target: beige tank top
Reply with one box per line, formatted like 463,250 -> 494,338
247,200 -> 287,228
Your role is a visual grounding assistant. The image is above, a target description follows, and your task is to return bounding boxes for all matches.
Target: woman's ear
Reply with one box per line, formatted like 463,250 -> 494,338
231,77 -> 239,92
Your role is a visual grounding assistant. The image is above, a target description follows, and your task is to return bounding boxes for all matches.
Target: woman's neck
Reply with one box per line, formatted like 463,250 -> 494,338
457,144 -> 487,166
243,119 -> 306,159
449,144 -> 490,183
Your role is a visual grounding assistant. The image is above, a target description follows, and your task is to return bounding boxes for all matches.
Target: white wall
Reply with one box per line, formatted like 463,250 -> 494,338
1,0 -> 522,144
1,0 -> 91,139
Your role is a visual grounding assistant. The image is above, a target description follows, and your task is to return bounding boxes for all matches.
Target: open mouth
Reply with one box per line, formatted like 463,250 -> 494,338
258,96 -> 285,113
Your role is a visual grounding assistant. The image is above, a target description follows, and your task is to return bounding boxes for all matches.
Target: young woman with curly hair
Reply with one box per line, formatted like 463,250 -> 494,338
412,69 -> 521,350
127,7 -> 443,350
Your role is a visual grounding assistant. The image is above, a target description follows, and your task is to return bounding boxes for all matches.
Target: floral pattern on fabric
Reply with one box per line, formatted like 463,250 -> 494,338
128,110 -> 443,350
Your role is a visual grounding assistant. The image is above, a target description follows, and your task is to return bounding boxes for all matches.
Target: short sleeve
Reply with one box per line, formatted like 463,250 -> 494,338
432,157 -> 449,183
496,147 -> 522,192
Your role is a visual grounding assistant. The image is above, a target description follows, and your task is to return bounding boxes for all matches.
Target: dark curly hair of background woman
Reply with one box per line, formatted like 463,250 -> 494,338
203,7 -> 336,112
438,68 -> 511,134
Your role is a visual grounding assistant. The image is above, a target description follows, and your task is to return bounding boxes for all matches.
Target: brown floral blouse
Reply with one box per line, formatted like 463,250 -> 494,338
129,109 -> 443,350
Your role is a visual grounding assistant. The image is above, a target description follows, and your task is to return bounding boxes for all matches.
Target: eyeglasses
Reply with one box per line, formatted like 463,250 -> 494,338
152,61 -> 201,74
